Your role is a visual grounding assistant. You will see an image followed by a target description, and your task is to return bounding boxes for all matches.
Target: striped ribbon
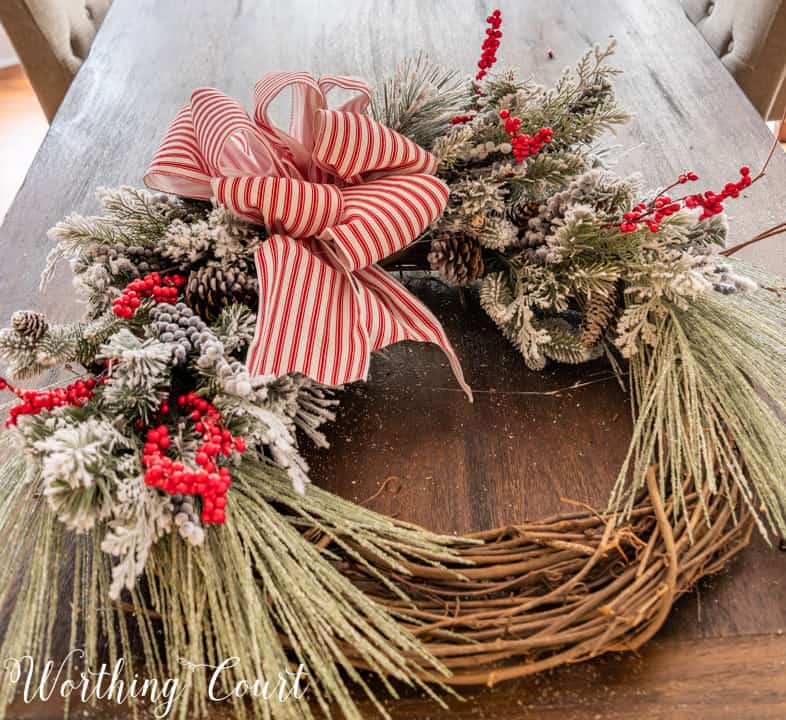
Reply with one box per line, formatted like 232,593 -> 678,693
144,72 -> 471,399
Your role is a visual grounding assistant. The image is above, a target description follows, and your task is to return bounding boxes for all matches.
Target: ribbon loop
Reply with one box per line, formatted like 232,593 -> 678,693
317,75 -> 372,115
145,106 -> 213,199
212,177 -> 343,237
320,174 -> 448,272
252,72 -> 326,180
190,89 -> 260,174
313,110 -> 437,183
145,72 -> 472,400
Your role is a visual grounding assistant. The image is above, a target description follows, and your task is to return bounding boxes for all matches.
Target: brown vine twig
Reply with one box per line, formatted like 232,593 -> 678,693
721,221 -> 786,257
314,471 -> 751,686
360,475 -> 403,506
429,374 -> 618,396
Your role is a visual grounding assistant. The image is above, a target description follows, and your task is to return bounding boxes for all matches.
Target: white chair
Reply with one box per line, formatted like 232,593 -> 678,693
0,0 -> 112,122
681,0 -> 786,122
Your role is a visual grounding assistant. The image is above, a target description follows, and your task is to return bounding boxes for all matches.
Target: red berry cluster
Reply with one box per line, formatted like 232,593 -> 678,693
451,114 -> 474,126
499,110 -> 554,163
475,10 -> 502,81
620,172 -> 700,232
620,166 -> 753,233
620,197 -> 680,233
113,272 -> 186,318
142,392 -> 246,525
1,376 -> 96,428
685,166 -> 752,220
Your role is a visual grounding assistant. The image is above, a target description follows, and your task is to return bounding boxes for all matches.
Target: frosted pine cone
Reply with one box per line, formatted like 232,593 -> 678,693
11,311 -> 48,341
579,291 -> 618,350
509,199 -> 540,230
185,261 -> 257,320
428,232 -> 484,286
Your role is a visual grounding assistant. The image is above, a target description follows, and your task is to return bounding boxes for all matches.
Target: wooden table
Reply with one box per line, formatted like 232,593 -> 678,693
2,1 -> 786,718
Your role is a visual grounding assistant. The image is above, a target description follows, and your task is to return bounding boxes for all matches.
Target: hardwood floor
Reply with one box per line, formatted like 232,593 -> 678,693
0,65 -> 47,223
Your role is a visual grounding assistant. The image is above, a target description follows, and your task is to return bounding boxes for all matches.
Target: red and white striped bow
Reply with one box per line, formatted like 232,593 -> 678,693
144,72 -> 471,399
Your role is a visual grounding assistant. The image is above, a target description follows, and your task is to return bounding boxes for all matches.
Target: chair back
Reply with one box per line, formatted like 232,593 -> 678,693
682,0 -> 786,120
0,0 -> 112,121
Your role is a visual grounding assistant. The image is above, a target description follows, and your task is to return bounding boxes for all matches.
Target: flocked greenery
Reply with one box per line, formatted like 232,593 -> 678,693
377,41 -> 786,535
0,187 -> 461,720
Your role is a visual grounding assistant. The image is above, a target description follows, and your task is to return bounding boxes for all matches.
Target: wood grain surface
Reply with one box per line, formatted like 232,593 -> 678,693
1,0 -> 785,718
8,634 -> 786,720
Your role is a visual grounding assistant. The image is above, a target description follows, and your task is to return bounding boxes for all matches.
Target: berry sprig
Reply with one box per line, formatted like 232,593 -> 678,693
475,10 -> 502,81
620,167 -> 753,233
0,376 -> 97,428
113,272 -> 186,319
450,9 -> 503,125
499,110 -> 554,163
686,166 -> 752,220
142,392 -> 246,525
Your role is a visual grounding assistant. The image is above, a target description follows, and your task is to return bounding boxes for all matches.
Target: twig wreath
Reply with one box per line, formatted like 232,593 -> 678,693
1,10 -> 785,720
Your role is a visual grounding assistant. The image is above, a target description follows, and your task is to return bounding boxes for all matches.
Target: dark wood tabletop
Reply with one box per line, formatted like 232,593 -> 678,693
2,1 -> 786,718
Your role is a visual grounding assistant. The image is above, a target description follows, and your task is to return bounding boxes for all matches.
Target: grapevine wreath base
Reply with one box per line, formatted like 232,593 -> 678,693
317,471 -> 754,685
2,10 -> 786,720
110,414 -> 755,689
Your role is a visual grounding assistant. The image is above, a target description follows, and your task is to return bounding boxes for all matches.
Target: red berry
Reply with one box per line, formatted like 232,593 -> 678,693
138,394 -> 247,526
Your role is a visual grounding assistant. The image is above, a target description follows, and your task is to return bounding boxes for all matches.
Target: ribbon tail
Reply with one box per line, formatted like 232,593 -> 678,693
247,235 -> 370,386
246,236 -> 472,401
355,265 -> 473,402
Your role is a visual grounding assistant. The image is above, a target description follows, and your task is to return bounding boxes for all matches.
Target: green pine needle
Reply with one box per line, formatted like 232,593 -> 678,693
0,452 -> 465,720
610,262 -> 786,535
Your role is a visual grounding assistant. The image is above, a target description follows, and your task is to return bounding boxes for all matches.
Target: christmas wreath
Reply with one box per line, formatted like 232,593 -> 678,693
1,10 -> 785,720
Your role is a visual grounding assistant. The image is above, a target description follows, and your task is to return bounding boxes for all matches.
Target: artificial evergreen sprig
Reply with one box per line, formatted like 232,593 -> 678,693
370,52 -> 468,151
421,17 -> 783,540
0,197 -> 338,607
610,263 -> 786,536
41,187 -> 201,291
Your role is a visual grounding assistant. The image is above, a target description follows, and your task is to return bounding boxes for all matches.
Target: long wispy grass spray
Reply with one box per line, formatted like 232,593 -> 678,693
0,448 -> 465,720
610,262 -> 786,536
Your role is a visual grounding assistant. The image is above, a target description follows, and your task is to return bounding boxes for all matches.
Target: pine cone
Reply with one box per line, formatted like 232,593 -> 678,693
185,262 -> 258,320
509,199 -> 540,229
579,290 -> 619,350
11,310 -> 48,341
428,232 -> 484,286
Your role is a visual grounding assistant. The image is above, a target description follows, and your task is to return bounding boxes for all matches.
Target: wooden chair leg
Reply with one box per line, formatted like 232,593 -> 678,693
779,120 -> 786,142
